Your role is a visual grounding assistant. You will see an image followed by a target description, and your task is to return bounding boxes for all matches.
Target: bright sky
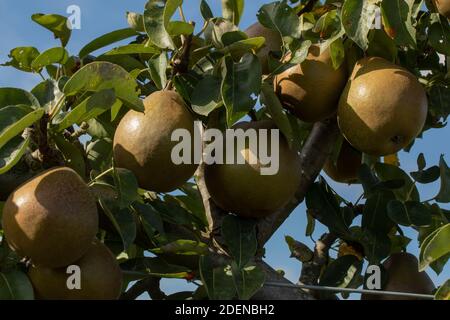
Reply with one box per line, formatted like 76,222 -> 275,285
0,0 -> 448,299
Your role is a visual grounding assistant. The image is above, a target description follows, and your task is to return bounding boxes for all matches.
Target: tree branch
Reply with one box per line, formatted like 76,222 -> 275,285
120,277 -> 166,300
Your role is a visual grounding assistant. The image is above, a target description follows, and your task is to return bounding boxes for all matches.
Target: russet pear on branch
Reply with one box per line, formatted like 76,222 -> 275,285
204,120 -> 301,219
323,139 -> 362,184
338,57 -> 428,156
2,167 -> 98,268
433,0 -> 450,18
113,90 -> 198,192
28,240 -> 123,300
362,252 -> 435,300
245,22 -> 283,74
274,45 -> 347,122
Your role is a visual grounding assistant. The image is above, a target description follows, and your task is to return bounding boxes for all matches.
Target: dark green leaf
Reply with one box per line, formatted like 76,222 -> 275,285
362,190 -> 395,233
52,134 -> 86,178
0,137 -> 30,175
113,167 -> 140,209
257,1 -> 301,38
221,53 -> 262,126
32,13 -> 71,47
380,0 -> 416,48
341,0 -> 378,50
199,256 -> 236,300
410,166 -> 440,184
122,257 -> 191,279
436,155 -> 450,203
132,202 -> 165,239
428,13 -> 450,56
221,215 -> 257,269
148,53 -> 168,90
63,61 -> 144,112
319,255 -> 363,288
0,270 -> 34,300
191,75 -> 222,116
79,28 -> 138,59
0,88 -> 39,109
232,264 -> 266,300
200,0 -> 214,20
367,29 -> 398,62
31,80 -> 62,112
375,163 -> 419,201
387,200 -> 432,227
417,153 -> 426,171
151,240 -> 208,255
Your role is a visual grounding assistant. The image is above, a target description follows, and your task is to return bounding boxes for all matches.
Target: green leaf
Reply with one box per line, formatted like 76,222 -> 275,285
436,155 -> 450,203
173,72 -> 201,103
221,53 -> 262,126
222,0 -> 244,26
367,29 -> 398,62
410,166 -> 441,184
417,153 -> 426,171
199,256 -> 236,300
86,138 -> 113,172
387,200 -> 432,227
63,61 -> 144,112
31,80 -> 63,112
419,223 -> 450,271
133,202 -> 165,239
31,47 -> 69,71
221,215 -> 257,269
151,240 -> 208,256
260,82 -> 295,149
54,89 -> 117,132
257,1 -> 301,38
362,190 -> 395,233
144,0 -> 182,50
305,179 -> 349,235
191,75 -> 222,116
99,199 -> 137,250
0,137 -> 30,175
148,53 -> 168,90
0,88 -> 39,109
1,47 -> 40,72
122,257 -> 192,279
232,264 -> 265,300
222,37 -> 266,59
375,162 -> 419,202
428,13 -> 450,56
52,134 -> 86,178
330,38 -> 345,70
435,279 -> 450,300
113,167 -> 140,209
380,0 -> 416,48
305,211 -> 316,237
103,44 -> 160,56
0,270 -> 34,300
167,21 -> 195,36
0,105 -> 44,149
200,0 -> 214,20
341,0 -> 378,51
31,13 -> 71,47
79,28 -> 138,59
349,227 -> 391,264
319,255 -> 363,288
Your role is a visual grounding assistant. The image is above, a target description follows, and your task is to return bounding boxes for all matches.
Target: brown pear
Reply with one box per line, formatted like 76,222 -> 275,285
338,57 -> 428,156
433,0 -> 450,18
113,90 -> 198,192
2,167 -> 98,268
274,45 -> 347,122
245,22 -> 283,74
362,253 -> 435,300
204,120 -> 301,219
28,240 -> 123,300
323,140 -> 362,184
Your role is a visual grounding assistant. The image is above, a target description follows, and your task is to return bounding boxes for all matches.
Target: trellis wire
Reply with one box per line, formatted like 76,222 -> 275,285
264,282 -> 434,300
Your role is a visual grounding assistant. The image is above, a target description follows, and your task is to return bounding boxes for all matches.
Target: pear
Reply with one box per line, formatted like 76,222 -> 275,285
338,57 -> 428,156
28,240 -> 123,300
113,90 -> 198,192
204,120 -> 301,219
362,252 -> 435,300
2,167 -> 98,268
323,140 -> 362,184
245,22 -> 282,74
433,0 -> 450,18
274,45 -> 347,122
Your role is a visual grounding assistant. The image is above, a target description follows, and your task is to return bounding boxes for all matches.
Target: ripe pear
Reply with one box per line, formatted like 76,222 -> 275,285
245,22 -> 282,74
28,240 -> 123,300
433,0 -> 450,18
204,120 -> 301,219
362,253 -> 435,300
2,167 -> 98,268
274,45 -> 347,122
323,140 -> 362,184
113,90 -> 198,192
338,57 -> 428,156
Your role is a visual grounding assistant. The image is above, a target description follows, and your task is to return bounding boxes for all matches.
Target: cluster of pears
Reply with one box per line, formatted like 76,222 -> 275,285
362,253 -> 435,300
246,23 -> 428,184
2,167 -> 122,299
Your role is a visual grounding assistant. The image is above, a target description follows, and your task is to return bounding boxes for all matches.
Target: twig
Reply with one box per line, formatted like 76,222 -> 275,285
172,22 -> 196,76
120,277 -> 166,300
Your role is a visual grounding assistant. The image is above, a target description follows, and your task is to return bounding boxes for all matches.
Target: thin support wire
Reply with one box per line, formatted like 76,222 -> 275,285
264,282 -> 434,300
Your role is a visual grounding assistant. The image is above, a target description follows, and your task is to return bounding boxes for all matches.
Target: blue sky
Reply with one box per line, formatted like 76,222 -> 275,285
0,0 -> 448,299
